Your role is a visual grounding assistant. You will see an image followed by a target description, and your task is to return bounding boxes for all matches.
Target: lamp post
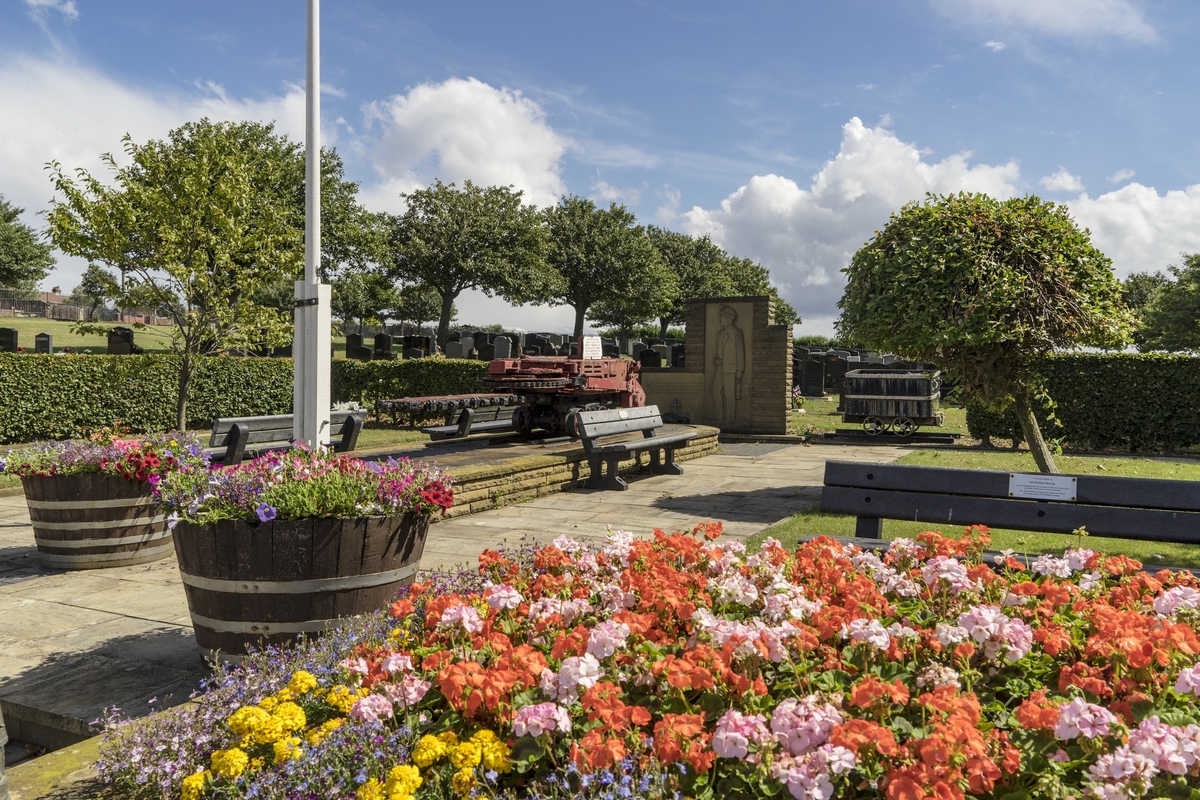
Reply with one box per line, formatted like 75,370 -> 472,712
294,0 -> 331,447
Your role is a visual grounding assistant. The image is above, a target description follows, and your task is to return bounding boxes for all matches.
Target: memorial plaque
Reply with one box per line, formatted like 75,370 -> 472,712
1009,473 -> 1077,502
35,332 -> 52,354
581,336 -> 603,359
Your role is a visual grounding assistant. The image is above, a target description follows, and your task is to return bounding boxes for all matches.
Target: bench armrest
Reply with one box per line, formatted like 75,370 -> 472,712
333,414 -> 365,453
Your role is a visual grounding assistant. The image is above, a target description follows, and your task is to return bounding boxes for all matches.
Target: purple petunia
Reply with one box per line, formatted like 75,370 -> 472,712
255,502 -> 277,523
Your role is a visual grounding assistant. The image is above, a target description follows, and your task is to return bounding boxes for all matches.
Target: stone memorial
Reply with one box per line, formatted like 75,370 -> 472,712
802,359 -> 825,396
373,333 -> 396,360
493,337 -> 512,359
402,347 -> 424,360
0,327 -> 17,352
638,296 -> 792,434
35,332 -> 52,354
445,341 -> 469,359
639,348 -> 662,368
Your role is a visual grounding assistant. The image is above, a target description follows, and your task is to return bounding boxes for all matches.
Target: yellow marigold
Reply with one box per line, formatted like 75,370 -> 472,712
411,735 -> 447,768
251,714 -> 286,745
325,685 -> 358,714
481,740 -> 511,773
181,770 -> 207,800
451,767 -> 476,797
209,748 -> 249,779
438,730 -> 459,747
273,701 -> 307,732
250,757 -> 265,771
226,706 -> 270,737
470,729 -> 498,746
356,778 -> 385,800
273,688 -> 295,703
273,736 -> 303,764
385,764 -> 422,796
288,670 -> 318,695
258,696 -> 279,711
450,742 -> 482,769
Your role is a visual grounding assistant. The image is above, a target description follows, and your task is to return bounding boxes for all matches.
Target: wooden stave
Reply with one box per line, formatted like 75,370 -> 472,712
173,514 -> 428,658
21,474 -> 173,569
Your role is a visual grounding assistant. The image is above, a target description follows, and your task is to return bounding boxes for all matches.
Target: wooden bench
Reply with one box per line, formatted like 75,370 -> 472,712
421,405 -> 515,440
577,405 -> 696,491
821,459 -> 1200,543
208,411 -> 366,464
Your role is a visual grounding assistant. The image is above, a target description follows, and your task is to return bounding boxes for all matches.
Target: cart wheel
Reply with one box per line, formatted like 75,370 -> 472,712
863,416 -> 887,435
893,417 -> 918,436
564,408 -> 583,440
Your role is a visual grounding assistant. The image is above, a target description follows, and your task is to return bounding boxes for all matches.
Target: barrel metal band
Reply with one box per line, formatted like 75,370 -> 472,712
33,529 -> 173,549
25,496 -> 157,510
37,541 -> 174,565
30,514 -> 168,531
178,563 -> 419,594
188,612 -> 345,635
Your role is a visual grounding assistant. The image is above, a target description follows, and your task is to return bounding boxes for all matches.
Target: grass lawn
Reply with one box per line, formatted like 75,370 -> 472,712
790,394 -> 969,438
751,448 -> 1200,568
1,317 -> 176,353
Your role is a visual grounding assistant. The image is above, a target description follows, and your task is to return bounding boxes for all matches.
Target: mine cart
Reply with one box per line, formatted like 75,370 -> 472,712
841,369 -> 943,436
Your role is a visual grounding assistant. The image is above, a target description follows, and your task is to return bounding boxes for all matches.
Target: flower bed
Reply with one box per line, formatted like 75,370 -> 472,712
97,524 -> 1200,800
1,429 -> 209,482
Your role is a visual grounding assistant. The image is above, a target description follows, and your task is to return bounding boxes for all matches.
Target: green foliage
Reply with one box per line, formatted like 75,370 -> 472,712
331,270 -> 402,328
0,353 -> 488,443
794,335 -> 835,348
387,180 -> 549,347
543,196 -> 674,338
1134,254 -> 1200,352
598,324 -> 685,340
391,284 -> 450,330
68,263 -> 120,320
0,194 -> 55,288
964,353 -> 1200,452
838,192 -> 1130,472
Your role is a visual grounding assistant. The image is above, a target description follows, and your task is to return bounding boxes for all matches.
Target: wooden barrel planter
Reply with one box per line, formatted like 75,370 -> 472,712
171,515 -> 429,662
21,474 -> 173,570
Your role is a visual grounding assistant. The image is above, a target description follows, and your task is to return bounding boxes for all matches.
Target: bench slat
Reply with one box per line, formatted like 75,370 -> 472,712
589,432 -> 695,455
821,485 -> 1200,544
824,461 -> 1200,514
578,406 -> 664,439
210,412 -> 361,447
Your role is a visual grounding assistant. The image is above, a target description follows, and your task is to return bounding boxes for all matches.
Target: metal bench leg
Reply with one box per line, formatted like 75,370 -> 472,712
605,456 -> 628,490
586,455 -> 606,489
659,447 -> 685,475
856,516 -> 883,539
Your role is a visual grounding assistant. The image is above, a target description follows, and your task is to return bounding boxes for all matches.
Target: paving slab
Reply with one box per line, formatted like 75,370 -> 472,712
0,441 -> 906,751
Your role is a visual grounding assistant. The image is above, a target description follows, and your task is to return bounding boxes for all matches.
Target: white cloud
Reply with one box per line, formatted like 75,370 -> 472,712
24,0 -> 78,21
682,117 -> 1022,323
655,186 -> 681,224
930,0 -> 1157,43
857,83 -> 875,90
360,77 -> 569,213
984,40 -> 1007,51
1040,166 -> 1085,193
1108,168 -> 1135,183
1072,184 -> 1200,278
590,180 -> 640,206
0,53 -> 307,289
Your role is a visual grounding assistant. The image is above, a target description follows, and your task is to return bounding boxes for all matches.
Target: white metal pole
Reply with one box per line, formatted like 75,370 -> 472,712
294,0 -> 331,447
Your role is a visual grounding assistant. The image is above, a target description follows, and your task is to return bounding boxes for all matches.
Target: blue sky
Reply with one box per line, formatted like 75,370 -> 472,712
4,0 -> 1200,334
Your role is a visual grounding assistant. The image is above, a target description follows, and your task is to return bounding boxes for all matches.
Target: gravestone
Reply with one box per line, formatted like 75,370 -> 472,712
373,333 -> 396,361
473,331 -> 491,351
35,333 -> 52,354
601,342 -> 620,358
793,358 -> 806,389
477,343 -> 496,361
445,341 -> 469,359
653,344 -> 670,363
493,337 -> 513,358
402,347 -> 424,360
824,355 -> 848,391
670,343 -> 685,368
346,333 -> 372,361
802,359 -> 825,396
548,334 -> 564,347
107,327 -> 135,355
630,341 -> 646,359
0,328 -> 17,353
639,348 -> 662,368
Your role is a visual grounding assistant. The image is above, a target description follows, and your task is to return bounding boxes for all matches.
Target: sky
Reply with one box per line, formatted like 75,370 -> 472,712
3,0 -> 1200,336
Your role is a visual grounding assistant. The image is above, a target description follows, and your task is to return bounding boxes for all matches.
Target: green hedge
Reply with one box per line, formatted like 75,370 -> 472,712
0,354 -> 488,443
964,353 -> 1200,452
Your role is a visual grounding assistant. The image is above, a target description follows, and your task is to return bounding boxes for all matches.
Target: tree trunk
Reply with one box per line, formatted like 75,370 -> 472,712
176,354 -> 193,431
658,318 -> 670,338
1013,391 -> 1058,474
436,291 -> 456,350
572,305 -> 587,340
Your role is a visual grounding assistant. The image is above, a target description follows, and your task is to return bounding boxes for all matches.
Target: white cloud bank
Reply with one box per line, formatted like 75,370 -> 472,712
1040,167 -> 1084,193
360,77 -> 569,212
929,0 -> 1157,43
682,117 -> 1200,335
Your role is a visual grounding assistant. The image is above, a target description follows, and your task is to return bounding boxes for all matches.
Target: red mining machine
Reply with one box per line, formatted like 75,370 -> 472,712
481,354 -> 645,437
378,352 -> 646,439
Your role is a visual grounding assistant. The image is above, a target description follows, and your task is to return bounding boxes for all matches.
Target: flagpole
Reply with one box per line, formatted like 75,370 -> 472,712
294,0 -> 331,447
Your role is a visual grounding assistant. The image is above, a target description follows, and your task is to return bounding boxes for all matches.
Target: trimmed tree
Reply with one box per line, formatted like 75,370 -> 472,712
542,196 -> 667,339
0,194 -> 55,288
838,192 -> 1129,473
1133,255 -> 1200,353
46,119 -> 305,430
387,180 -> 549,349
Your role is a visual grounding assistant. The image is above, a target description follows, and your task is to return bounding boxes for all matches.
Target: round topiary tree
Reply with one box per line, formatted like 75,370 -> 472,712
837,192 -> 1130,473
